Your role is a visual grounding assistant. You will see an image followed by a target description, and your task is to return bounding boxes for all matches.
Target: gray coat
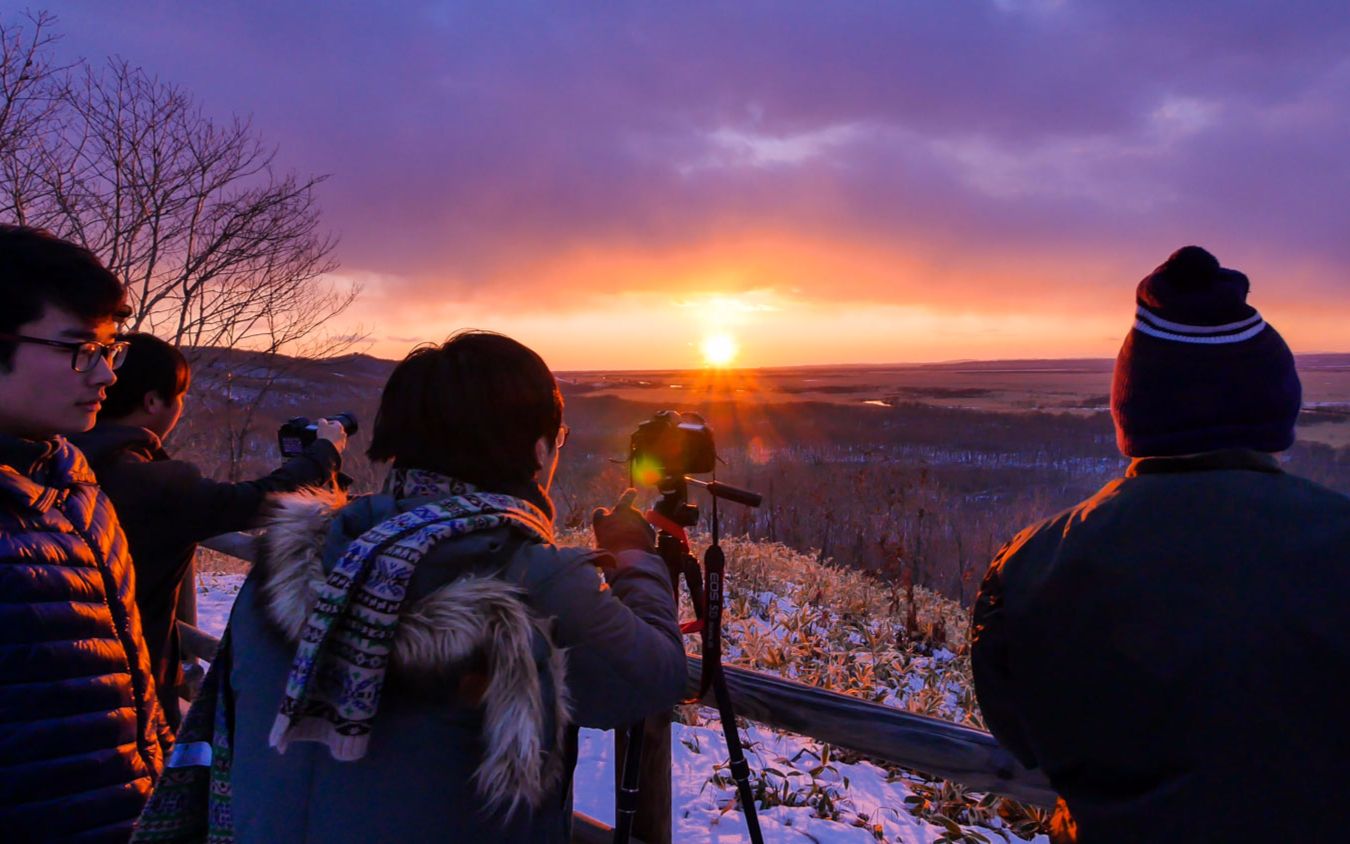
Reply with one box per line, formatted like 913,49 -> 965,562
224,488 -> 686,843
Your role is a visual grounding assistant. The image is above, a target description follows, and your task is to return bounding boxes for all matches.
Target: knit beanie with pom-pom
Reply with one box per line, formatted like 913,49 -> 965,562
1110,246 -> 1302,457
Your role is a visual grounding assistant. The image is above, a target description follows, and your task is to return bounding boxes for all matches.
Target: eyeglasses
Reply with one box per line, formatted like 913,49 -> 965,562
0,333 -> 131,373
556,423 -> 570,449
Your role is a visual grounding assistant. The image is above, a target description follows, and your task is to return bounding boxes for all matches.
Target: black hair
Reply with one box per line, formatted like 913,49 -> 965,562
0,224 -> 130,371
367,331 -> 564,488
100,332 -> 192,419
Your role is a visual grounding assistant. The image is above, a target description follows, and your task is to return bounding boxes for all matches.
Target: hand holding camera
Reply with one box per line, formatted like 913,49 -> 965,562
592,488 -> 657,555
314,418 -> 349,454
278,412 -> 358,457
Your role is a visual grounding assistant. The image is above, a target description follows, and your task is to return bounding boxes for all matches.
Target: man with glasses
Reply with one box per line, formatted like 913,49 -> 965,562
0,224 -> 173,842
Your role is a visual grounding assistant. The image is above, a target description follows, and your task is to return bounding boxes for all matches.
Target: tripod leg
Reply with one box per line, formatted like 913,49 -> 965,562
613,720 -> 644,844
711,665 -> 765,844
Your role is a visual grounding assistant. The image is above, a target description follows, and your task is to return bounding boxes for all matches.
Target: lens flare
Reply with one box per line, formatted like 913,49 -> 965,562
701,333 -> 739,368
631,454 -> 665,487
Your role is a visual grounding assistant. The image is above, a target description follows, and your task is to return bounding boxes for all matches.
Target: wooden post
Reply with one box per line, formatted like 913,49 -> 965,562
200,531 -> 259,561
613,712 -> 672,844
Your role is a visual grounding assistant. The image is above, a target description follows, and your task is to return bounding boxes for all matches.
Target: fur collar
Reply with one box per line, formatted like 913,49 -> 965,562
256,488 -> 571,816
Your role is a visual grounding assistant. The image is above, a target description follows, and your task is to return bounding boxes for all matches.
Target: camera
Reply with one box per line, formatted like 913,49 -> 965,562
629,410 -> 716,486
277,412 -> 359,458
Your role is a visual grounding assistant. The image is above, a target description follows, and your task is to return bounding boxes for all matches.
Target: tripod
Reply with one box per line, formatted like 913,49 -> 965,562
613,477 -> 765,844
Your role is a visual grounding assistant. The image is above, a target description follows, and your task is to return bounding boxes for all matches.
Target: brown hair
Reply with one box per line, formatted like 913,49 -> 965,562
367,331 -> 563,488
100,332 -> 192,418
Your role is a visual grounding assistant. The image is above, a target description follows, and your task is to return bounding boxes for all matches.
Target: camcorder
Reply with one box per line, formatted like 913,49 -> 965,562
277,412 -> 359,458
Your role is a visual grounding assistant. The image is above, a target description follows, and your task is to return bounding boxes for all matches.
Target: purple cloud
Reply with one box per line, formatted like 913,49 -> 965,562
34,1 -> 1350,316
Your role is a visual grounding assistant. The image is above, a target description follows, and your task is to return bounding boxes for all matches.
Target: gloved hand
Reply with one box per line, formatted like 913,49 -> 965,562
592,488 -> 657,555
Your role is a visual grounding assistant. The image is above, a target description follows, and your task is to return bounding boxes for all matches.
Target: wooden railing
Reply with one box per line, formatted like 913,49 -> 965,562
187,532 -> 1056,843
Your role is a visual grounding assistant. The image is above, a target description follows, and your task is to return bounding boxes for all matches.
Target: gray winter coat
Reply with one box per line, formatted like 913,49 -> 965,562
224,487 -> 686,843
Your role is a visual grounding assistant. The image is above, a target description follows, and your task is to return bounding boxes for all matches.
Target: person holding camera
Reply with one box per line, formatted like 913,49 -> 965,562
1,226 -> 173,842
136,331 -> 686,843
71,332 -> 348,728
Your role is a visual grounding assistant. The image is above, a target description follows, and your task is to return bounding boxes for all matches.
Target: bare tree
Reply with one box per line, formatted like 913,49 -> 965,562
6,56 -> 355,354
0,11 -> 71,222
2,14 -> 362,476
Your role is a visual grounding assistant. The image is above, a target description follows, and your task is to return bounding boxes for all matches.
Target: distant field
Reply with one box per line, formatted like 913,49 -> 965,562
561,360 -> 1117,411
177,349 -> 1350,603
560,354 -> 1350,449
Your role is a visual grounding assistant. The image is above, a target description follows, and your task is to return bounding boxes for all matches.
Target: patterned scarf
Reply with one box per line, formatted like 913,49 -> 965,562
268,469 -> 554,760
132,470 -> 553,842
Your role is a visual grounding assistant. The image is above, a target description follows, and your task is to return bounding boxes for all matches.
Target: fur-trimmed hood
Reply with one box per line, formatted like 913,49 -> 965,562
255,488 -> 571,816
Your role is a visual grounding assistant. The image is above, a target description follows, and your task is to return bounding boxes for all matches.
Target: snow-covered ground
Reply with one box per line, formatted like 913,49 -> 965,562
196,572 -> 245,636
194,572 -> 1044,843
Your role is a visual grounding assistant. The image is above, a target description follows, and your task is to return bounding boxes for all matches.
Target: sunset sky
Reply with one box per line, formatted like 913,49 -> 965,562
33,1 -> 1350,369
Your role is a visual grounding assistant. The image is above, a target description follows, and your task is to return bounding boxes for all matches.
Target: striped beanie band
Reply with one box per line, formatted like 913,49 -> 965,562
1110,246 -> 1302,457
1132,305 -> 1267,345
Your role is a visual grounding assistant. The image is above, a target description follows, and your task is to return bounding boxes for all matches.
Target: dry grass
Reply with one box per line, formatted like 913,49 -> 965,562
689,536 -> 1051,839
557,528 -> 1050,840
195,545 -> 252,574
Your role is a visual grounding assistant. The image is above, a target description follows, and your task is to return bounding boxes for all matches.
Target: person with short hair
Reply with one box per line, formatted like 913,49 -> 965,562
137,331 -> 686,843
70,332 -> 348,728
0,224 -> 173,842
971,247 -> 1350,842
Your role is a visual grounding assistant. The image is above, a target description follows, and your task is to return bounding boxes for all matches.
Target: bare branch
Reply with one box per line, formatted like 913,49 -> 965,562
2,16 -> 360,477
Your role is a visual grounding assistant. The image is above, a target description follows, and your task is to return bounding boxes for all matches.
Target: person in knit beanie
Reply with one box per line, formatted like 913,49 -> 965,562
970,247 -> 1350,843
1111,245 -> 1302,457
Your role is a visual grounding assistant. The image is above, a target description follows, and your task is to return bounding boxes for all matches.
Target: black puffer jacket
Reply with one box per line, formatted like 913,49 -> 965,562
70,423 -> 341,727
1,435 -> 172,843
972,450 -> 1350,843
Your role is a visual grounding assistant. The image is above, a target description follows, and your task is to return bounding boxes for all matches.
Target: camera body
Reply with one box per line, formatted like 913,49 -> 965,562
629,410 -> 716,487
629,410 -> 759,527
277,412 -> 359,458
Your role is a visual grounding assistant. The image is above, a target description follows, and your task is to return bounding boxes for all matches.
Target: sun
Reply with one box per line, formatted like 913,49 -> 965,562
700,332 -> 739,368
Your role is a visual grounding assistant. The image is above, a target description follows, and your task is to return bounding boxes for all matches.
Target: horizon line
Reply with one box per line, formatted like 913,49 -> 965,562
187,346 -> 1350,373
557,350 -> 1350,375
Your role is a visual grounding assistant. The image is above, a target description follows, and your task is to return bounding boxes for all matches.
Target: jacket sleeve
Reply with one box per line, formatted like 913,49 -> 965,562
101,501 -> 175,771
970,542 -> 1038,769
523,546 -> 686,729
152,440 -> 342,543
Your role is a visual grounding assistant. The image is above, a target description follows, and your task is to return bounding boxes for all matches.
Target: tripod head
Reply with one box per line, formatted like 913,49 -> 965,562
649,474 -> 699,532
